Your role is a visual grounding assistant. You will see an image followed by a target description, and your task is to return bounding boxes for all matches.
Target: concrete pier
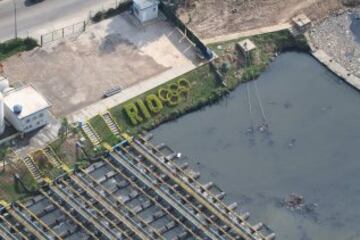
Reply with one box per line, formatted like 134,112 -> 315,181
306,34 -> 360,91
312,50 -> 360,90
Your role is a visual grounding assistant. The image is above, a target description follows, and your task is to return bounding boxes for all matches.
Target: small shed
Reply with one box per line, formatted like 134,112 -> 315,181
133,0 -> 159,23
236,39 -> 257,55
292,14 -> 312,32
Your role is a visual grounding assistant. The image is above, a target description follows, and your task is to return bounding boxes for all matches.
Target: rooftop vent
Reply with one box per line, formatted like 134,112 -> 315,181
13,104 -> 22,115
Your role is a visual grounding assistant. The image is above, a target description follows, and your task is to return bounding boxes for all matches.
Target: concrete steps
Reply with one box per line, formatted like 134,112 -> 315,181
22,156 -> 42,183
82,123 -> 101,146
289,26 -> 301,37
43,147 -> 62,168
102,112 -> 121,136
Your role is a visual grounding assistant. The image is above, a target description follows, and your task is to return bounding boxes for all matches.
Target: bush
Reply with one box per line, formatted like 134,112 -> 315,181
91,1 -> 133,23
0,38 -> 38,61
342,0 -> 360,6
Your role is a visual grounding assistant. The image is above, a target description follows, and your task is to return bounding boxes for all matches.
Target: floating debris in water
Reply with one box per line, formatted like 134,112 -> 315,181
277,193 -> 319,222
246,126 -> 255,135
248,138 -> 256,147
320,106 -> 332,112
284,102 -> 292,109
257,123 -> 269,134
288,138 -> 296,149
285,193 -> 305,209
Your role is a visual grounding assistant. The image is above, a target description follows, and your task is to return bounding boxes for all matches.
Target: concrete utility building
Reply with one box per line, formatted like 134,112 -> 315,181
133,0 -> 159,23
292,14 -> 312,33
237,39 -> 257,55
3,86 -> 51,134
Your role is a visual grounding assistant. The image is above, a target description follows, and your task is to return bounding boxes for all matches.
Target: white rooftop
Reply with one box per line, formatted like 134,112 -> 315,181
4,86 -> 51,119
292,14 -> 311,27
134,0 -> 159,10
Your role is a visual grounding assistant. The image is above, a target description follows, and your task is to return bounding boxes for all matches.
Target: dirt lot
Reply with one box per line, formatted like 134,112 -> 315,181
177,0 -> 344,38
3,14 -> 199,116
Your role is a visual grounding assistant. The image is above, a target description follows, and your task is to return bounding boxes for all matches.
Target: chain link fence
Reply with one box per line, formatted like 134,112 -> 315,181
40,21 -> 86,46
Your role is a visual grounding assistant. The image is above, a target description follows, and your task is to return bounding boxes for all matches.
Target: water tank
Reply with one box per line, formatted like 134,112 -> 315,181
13,104 -> 22,115
0,93 -> 5,135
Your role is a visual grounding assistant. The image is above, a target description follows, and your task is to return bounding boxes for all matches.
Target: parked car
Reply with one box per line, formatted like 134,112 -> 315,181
25,0 -> 45,6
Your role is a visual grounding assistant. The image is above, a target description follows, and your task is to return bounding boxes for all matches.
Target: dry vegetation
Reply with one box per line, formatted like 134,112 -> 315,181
175,0 -> 345,38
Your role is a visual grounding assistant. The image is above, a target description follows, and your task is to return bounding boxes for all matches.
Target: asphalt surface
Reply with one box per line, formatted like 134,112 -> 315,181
0,0 -> 119,42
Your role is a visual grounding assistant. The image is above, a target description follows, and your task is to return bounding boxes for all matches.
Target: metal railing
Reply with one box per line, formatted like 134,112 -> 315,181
40,21 -> 86,46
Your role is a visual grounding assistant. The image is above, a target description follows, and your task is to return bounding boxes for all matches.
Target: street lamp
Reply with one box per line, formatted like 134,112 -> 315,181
13,0 -> 18,39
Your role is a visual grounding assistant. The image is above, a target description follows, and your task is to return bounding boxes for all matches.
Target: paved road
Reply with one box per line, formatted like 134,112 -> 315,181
203,23 -> 292,44
0,0 -> 118,42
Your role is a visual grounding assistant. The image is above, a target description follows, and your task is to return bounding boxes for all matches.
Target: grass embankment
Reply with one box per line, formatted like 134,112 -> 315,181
87,31 -> 309,142
0,172 -> 37,202
88,31 -> 309,144
0,163 -> 38,202
51,31 -> 309,157
89,115 -> 120,146
0,38 -> 38,61
32,150 -> 63,180
109,64 -> 219,136
0,147 -> 39,201
208,30 -> 309,89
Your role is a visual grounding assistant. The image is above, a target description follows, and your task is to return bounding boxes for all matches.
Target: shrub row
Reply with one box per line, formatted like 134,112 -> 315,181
91,1 -> 133,23
0,38 -> 38,61
124,79 -> 191,126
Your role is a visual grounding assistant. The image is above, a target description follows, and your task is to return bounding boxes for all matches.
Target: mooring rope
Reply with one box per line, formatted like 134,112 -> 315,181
254,80 -> 268,123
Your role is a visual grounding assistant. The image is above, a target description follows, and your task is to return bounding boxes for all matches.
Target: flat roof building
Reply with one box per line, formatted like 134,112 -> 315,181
133,0 -> 159,23
237,39 -> 257,55
3,86 -> 51,133
292,14 -> 312,32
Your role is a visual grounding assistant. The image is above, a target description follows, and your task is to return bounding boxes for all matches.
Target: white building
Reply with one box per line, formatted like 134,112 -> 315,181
133,0 -> 159,23
3,86 -> 51,134
0,93 -> 4,135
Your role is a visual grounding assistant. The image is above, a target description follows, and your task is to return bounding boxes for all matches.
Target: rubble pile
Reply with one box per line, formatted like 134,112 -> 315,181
309,9 -> 360,78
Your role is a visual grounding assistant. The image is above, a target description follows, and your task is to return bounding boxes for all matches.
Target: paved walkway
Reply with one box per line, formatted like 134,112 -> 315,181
203,23 -> 292,44
67,63 -> 203,123
312,49 -> 360,90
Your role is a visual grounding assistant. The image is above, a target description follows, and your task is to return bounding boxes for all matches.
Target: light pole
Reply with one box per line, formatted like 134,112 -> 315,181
13,0 -> 18,39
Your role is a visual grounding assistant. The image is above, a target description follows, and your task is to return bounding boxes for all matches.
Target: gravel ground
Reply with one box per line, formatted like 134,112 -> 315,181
177,0 -> 342,38
309,9 -> 360,77
3,14 -> 198,116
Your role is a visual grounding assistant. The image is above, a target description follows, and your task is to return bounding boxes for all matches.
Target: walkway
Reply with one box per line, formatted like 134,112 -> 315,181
67,63 -> 203,123
203,23 -> 292,44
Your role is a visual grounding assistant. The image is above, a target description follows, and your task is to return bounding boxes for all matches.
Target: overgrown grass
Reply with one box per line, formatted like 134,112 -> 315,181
0,38 -> 38,61
91,0 -> 133,23
89,115 -> 120,146
209,30 -> 309,88
0,167 -> 38,202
